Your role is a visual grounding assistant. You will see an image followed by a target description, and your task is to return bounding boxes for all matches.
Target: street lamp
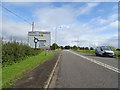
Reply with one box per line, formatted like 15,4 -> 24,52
55,26 -> 62,50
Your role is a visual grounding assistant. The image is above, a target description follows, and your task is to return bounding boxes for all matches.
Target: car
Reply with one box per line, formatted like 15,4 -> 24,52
95,46 -> 114,57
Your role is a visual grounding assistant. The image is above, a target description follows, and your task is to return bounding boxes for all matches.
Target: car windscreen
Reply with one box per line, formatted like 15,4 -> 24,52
102,47 -> 111,51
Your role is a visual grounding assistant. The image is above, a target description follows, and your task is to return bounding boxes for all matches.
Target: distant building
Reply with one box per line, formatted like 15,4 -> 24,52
28,31 -> 51,49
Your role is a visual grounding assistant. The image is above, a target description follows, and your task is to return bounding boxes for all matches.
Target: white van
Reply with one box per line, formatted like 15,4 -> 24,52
95,46 -> 114,57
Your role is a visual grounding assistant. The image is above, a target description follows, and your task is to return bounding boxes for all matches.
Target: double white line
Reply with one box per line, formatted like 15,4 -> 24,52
68,50 -> 120,73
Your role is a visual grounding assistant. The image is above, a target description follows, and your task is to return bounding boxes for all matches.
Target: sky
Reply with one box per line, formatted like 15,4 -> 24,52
1,1 -> 119,48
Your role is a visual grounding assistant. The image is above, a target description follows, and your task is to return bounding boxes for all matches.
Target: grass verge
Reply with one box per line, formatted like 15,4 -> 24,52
2,50 -> 60,88
75,50 -> 120,58
114,51 -> 120,58
76,50 -> 95,55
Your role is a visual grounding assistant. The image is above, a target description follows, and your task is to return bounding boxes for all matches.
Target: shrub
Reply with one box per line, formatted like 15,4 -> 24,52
2,41 -> 42,66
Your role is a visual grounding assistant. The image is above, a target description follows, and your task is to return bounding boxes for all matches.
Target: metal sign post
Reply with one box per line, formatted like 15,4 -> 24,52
34,37 -> 38,49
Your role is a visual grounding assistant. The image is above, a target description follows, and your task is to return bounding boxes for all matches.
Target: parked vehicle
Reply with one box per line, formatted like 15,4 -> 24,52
95,46 -> 114,57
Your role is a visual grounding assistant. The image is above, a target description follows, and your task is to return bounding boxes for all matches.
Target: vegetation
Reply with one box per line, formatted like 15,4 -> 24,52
50,43 -> 59,50
71,45 -> 78,50
114,50 -> 120,58
107,46 -> 116,51
76,49 -> 120,58
2,40 -> 120,88
2,50 -> 60,88
60,46 -> 64,49
2,41 -> 61,88
64,45 -> 71,49
58,45 -> 90,50
2,41 -> 43,67
76,50 -> 95,55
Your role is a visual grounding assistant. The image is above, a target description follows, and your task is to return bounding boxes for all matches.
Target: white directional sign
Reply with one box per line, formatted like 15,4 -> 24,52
28,31 -> 51,49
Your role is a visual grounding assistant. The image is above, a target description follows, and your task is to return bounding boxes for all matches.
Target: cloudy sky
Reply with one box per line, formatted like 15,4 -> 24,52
1,1 -> 119,48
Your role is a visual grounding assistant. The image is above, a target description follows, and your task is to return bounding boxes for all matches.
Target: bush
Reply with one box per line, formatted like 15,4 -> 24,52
64,46 -> 71,49
72,45 -> 78,50
2,41 -> 42,66
50,43 -> 59,50
90,47 -> 94,50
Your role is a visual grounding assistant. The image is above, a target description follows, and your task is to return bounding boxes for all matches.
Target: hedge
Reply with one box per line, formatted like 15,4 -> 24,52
2,41 -> 42,66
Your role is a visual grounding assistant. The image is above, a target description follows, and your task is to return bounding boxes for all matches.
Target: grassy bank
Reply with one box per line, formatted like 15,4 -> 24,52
114,51 -> 120,58
76,50 -> 120,58
76,50 -> 95,55
2,50 -> 60,88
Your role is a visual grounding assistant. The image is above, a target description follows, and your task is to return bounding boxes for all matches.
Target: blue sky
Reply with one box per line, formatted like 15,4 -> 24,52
1,2 -> 119,48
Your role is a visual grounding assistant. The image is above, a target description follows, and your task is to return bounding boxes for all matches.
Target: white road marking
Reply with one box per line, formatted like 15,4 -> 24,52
44,54 -> 61,88
68,50 -> 120,73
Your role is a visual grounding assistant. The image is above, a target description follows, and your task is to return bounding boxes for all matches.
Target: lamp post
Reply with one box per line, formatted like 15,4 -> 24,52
55,26 -> 62,50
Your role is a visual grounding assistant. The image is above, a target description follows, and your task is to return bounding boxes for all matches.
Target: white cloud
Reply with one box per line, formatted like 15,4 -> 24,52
102,35 -> 118,48
2,18 -> 31,42
35,6 -> 76,26
2,2 -> 118,48
76,2 -> 99,16
90,13 -> 118,26
109,21 -> 118,28
90,17 -> 107,25
34,2 -> 99,26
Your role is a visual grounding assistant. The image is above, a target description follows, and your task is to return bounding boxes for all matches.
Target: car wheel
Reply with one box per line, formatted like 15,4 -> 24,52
95,52 -> 98,56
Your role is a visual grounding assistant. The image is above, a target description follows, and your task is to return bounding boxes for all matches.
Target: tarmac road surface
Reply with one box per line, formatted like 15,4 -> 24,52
49,50 -> 119,88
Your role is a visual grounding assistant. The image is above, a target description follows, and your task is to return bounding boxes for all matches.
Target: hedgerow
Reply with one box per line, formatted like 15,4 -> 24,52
2,41 -> 42,66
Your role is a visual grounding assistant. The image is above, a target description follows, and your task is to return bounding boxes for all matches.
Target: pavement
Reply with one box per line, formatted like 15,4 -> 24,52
49,50 -> 119,88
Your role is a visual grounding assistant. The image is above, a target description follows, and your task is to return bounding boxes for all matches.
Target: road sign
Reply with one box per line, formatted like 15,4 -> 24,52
28,31 -> 51,49
40,34 -> 44,37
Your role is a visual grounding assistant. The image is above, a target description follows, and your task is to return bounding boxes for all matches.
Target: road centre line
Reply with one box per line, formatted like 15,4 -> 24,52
68,50 -> 120,73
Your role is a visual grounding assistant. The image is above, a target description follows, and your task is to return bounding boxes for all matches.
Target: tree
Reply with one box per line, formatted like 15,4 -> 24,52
50,43 -> 59,50
116,48 -> 120,51
90,47 -> 94,50
84,47 -> 89,50
80,47 -> 84,50
64,45 -> 71,49
72,45 -> 78,50
60,46 -> 64,49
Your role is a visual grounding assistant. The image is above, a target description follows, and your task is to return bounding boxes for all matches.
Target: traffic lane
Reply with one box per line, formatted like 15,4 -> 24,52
54,50 -> 118,88
72,50 -> 118,68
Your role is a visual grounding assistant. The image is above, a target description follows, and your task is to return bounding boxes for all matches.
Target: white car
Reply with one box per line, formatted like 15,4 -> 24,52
95,46 -> 114,57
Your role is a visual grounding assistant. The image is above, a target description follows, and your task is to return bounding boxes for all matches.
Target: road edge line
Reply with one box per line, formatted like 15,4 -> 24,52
68,50 -> 120,73
44,54 -> 61,88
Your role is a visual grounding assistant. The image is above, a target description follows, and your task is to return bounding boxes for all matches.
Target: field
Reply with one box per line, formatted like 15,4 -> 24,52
2,50 -> 60,88
76,50 -> 120,58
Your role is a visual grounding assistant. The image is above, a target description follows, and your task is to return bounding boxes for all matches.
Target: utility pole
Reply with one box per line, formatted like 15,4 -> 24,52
32,22 -> 34,32
55,27 -> 57,50
10,35 -> 13,42
54,26 -> 62,50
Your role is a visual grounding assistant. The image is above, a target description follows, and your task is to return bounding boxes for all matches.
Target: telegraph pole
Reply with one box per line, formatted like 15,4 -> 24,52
10,35 -> 13,42
32,22 -> 34,32
54,27 -> 58,50
55,26 -> 62,50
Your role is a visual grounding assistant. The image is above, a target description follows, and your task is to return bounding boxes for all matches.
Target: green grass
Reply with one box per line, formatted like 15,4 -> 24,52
114,51 -> 120,58
76,50 -> 95,55
76,50 -> 120,58
2,50 -> 60,88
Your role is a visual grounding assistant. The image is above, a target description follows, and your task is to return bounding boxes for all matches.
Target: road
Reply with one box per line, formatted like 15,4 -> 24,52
49,50 -> 119,88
